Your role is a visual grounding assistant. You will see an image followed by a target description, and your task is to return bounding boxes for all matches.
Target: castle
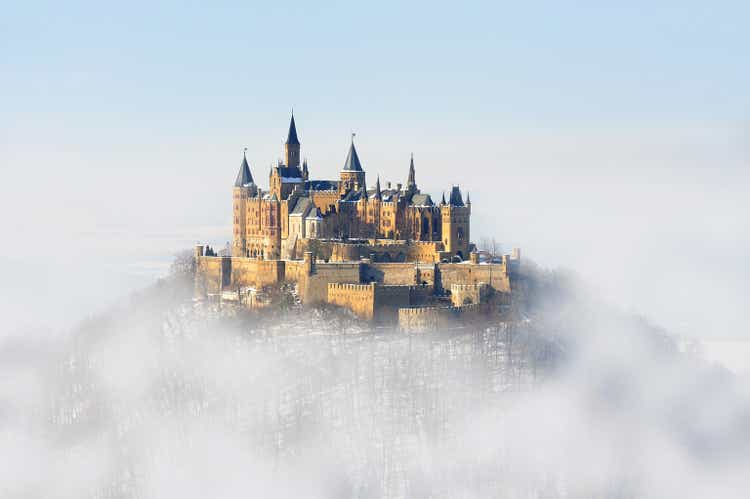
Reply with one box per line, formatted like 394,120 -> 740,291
232,114 -> 471,263
195,114 -> 520,329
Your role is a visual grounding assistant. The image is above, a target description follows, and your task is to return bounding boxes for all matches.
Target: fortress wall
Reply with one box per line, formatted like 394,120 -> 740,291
373,285 -> 411,321
303,262 -> 362,304
409,285 -> 433,306
437,263 -> 510,293
327,283 -> 376,320
228,258 -> 285,289
406,242 -> 442,263
194,256 -> 224,294
398,306 -> 457,332
283,259 -> 309,283
398,304 -> 485,332
363,263 -> 418,285
450,282 -> 490,306
325,240 -> 442,264
328,242 -> 363,262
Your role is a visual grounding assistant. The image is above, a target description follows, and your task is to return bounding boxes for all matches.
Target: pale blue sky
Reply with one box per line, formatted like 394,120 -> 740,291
1,1 -> 749,336
3,1 -> 748,126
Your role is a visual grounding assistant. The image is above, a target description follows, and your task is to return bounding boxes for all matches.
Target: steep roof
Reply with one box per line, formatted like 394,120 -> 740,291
372,176 -> 382,200
410,193 -> 433,207
306,207 -> 323,220
286,114 -> 300,145
234,152 -> 254,187
449,186 -> 465,207
342,142 -> 363,172
407,153 -> 416,187
341,188 -> 366,202
290,196 -> 312,216
276,165 -> 303,179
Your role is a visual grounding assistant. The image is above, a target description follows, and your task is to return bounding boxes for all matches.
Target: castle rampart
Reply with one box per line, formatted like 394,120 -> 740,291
327,283 -> 377,319
437,262 -> 510,293
450,282 -> 491,306
398,304 -> 486,332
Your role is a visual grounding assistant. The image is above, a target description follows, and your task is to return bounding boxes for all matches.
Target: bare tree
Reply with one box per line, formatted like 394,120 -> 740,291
479,237 -> 502,262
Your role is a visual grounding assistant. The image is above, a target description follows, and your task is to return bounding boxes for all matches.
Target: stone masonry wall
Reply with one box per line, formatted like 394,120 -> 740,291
327,283 -> 376,320
195,256 -> 224,295
362,263 -> 418,285
398,304 -> 485,332
304,262 -> 362,304
450,282 -> 490,306
437,263 -> 510,293
229,258 -> 285,289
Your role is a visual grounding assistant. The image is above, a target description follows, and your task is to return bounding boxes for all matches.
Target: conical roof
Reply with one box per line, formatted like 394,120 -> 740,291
449,186 -> 465,207
342,142 -> 363,171
234,151 -> 254,187
373,176 -> 382,200
407,153 -> 416,187
286,114 -> 300,145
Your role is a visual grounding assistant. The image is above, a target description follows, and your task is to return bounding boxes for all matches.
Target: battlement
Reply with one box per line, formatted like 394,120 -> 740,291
450,282 -> 491,306
398,304 -> 486,332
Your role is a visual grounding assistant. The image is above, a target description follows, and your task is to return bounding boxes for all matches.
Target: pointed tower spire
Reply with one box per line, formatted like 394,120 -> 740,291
234,148 -> 254,187
374,175 -> 382,200
466,192 -> 471,204
342,141 -> 363,171
286,112 -> 300,145
284,112 -> 301,167
406,152 -> 416,192
441,191 -> 446,205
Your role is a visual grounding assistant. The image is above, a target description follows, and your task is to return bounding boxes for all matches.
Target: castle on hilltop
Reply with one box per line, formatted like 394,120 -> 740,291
232,114 -> 470,262
195,113 -> 520,329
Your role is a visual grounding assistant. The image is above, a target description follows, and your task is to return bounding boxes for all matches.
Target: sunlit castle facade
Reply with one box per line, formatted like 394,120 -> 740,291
232,114 -> 471,262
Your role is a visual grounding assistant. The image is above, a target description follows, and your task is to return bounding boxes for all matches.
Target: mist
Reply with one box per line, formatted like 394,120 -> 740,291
2,265 -> 749,498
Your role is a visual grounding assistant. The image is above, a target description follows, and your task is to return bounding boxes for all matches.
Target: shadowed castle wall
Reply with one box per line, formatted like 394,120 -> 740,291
304,263 -> 362,304
450,282 -> 491,306
327,283 -> 413,321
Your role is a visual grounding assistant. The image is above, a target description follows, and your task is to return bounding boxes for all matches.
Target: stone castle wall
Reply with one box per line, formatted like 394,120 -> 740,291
305,262 -> 361,304
327,283 -> 415,321
437,263 -> 510,293
398,304 -> 485,332
327,283 -> 376,320
363,263 -> 417,285
373,285 -> 411,321
228,258 -> 285,289
450,282 -> 491,306
195,245 -> 516,324
324,239 -> 442,264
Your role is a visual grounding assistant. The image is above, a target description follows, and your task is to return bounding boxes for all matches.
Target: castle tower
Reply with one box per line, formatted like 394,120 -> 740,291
232,150 -> 257,257
285,113 -> 300,168
340,136 -> 366,195
440,186 -> 471,259
270,114 -> 305,200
